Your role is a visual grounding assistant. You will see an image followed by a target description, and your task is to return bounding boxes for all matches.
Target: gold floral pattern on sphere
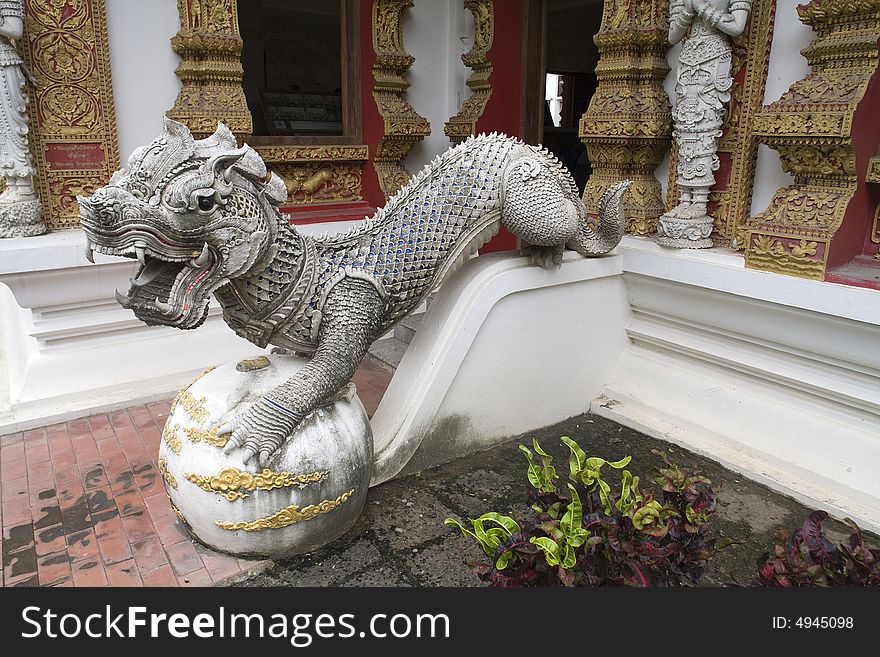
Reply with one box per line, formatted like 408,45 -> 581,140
162,423 -> 182,454
216,489 -> 355,531
184,467 -> 327,502
745,0 -> 880,279
579,0 -> 671,236
182,425 -> 228,448
21,0 -> 120,230
158,456 -> 178,490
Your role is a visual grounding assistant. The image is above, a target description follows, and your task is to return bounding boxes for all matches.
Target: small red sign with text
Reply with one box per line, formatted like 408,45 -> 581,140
46,142 -> 106,171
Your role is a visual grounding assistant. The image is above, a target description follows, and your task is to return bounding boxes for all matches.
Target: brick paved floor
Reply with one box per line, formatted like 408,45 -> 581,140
0,361 -> 391,587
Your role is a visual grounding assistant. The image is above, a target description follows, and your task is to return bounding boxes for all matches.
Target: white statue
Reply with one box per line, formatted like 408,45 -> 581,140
0,0 -> 44,238
656,0 -> 752,249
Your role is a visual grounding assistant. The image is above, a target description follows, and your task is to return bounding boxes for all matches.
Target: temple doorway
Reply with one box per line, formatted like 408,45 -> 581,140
523,0 -> 603,195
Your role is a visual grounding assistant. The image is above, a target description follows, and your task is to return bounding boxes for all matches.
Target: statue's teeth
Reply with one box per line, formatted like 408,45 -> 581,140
135,241 -> 147,265
114,289 -> 131,308
85,239 -> 95,263
189,243 -> 211,268
153,297 -> 175,315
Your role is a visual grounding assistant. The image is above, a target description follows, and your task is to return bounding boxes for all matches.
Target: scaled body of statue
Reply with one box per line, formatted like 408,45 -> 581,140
78,119 -> 630,468
656,0 -> 752,249
0,0 -> 43,238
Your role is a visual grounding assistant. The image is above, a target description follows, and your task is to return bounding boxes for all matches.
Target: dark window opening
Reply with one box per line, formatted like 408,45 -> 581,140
238,0 -> 344,137
542,0 -> 603,195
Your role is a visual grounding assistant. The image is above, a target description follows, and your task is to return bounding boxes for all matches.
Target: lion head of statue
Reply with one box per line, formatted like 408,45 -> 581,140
78,119 -> 287,329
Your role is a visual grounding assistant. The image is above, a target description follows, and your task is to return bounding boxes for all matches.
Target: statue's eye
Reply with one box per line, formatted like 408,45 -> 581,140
197,195 -> 215,211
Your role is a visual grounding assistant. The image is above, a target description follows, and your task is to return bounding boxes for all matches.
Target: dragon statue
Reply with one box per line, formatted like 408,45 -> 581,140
78,119 -> 629,467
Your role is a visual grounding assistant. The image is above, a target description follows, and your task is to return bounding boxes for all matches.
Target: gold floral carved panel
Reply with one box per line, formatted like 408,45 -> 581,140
21,0 -> 120,230
745,0 -> 880,280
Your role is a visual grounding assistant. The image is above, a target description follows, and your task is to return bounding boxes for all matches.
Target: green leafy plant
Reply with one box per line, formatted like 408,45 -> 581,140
755,511 -> 880,587
445,438 -> 729,587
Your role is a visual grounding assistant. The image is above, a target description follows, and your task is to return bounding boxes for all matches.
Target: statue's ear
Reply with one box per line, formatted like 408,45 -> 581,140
194,122 -> 238,156
202,144 -> 267,184
262,171 -> 289,205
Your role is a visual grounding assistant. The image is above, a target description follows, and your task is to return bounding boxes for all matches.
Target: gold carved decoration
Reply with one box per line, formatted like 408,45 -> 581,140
867,155 -> 880,185
169,0 -> 252,139
579,0 -> 671,236
256,146 -> 370,206
162,423 -> 182,455
216,489 -> 355,531
182,425 -> 228,448
745,0 -> 880,280
372,0 -> 431,198
665,0 -> 777,248
185,467 -> 326,501
871,200 -> 880,246
158,456 -> 178,490
21,0 -> 120,230
444,0 -> 494,144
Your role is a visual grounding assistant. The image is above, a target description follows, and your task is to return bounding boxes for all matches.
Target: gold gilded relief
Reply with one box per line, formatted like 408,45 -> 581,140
21,0 -> 120,230
173,389 -> 210,425
169,0 -> 252,139
162,423 -> 183,455
216,489 -> 355,531
444,0 -> 494,143
745,0 -> 880,279
256,146 -> 369,206
579,0 -> 671,236
158,456 -> 178,490
372,0 -> 431,198
182,425 -> 228,448
185,467 -> 326,501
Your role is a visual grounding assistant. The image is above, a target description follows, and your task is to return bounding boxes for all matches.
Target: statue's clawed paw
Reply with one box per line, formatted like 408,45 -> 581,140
219,397 -> 299,467
528,245 -> 564,269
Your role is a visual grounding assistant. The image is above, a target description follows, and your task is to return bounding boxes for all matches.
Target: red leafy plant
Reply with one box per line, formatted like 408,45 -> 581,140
755,510 -> 880,587
445,438 -> 730,587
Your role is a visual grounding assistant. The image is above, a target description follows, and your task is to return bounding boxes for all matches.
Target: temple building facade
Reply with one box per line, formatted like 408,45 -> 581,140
1,0 -> 879,532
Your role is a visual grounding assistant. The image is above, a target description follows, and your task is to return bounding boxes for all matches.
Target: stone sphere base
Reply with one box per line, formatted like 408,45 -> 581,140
158,354 -> 373,559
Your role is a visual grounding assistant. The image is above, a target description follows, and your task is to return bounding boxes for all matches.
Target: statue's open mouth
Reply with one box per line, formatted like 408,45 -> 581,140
84,228 -> 218,329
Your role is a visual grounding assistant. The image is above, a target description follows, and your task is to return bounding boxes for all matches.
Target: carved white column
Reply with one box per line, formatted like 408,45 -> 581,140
0,0 -> 43,238
656,0 -> 752,249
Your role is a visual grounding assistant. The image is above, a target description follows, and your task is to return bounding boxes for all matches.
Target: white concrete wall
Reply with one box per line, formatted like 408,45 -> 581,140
657,1 -> 816,217
402,0 -> 472,172
105,0 -> 182,164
